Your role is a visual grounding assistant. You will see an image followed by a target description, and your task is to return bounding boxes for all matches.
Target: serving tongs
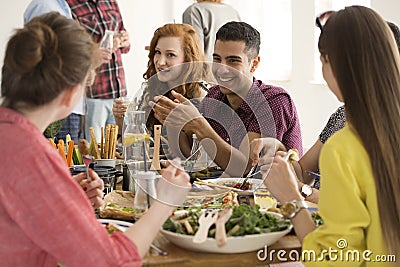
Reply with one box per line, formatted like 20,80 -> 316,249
215,208 -> 233,247
193,211 -> 218,243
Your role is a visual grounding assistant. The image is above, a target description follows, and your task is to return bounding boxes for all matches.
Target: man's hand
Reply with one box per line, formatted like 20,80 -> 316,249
93,47 -> 112,68
113,98 -> 128,119
249,137 -> 286,167
114,30 -> 130,50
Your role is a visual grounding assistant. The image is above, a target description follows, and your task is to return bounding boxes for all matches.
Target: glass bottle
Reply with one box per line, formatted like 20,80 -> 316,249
99,30 -> 114,52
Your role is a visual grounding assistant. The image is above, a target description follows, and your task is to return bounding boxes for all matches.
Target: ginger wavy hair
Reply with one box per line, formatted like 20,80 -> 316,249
142,23 -> 212,132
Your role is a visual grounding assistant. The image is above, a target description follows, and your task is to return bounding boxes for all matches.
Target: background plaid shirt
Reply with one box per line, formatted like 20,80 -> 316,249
67,0 -> 130,99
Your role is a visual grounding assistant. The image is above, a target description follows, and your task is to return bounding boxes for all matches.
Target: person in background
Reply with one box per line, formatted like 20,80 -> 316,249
249,20 -> 400,205
183,0 -> 240,62
23,0 -> 107,208
0,12 -> 191,266
151,22 -> 303,177
67,0 -> 130,142
24,0 -> 86,143
113,23 -> 212,153
256,6 -> 400,265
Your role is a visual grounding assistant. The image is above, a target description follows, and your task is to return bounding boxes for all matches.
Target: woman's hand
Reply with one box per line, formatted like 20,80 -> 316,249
156,158 -> 191,207
263,151 -> 302,203
72,169 -> 105,209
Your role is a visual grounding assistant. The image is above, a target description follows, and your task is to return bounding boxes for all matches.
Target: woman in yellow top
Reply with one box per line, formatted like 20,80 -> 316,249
255,6 -> 400,266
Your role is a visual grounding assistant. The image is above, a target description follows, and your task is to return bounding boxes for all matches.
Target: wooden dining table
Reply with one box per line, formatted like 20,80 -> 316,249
143,233 -> 302,266
142,200 -> 317,266
113,182 -> 315,266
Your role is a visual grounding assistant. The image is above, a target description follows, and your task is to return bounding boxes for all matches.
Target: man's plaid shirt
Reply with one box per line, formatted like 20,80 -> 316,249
67,0 -> 130,99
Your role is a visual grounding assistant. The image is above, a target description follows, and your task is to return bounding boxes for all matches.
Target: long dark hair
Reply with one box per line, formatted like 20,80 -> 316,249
319,6 -> 400,256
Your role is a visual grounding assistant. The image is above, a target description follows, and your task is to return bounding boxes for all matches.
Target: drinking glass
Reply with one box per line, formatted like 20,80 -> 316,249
99,30 -> 114,52
134,171 -> 158,211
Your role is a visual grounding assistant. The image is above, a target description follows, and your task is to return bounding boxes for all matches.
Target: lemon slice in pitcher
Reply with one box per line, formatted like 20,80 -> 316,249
123,133 -> 150,146
254,195 -> 277,210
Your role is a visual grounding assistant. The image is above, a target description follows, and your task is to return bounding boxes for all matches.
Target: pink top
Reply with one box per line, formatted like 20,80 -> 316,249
0,107 -> 141,266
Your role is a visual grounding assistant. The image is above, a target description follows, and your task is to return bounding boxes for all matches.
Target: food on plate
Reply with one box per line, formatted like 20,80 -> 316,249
105,223 -> 121,235
99,190 -> 143,220
190,168 -> 211,178
181,190 -> 238,209
163,204 -> 291,237
197,178 -> 262,193
217,181 -> 252,190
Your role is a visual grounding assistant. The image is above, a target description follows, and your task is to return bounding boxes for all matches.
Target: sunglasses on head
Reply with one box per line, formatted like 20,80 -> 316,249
315,11 -> 335,31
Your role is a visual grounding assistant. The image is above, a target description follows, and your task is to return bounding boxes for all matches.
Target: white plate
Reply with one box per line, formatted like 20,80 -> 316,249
98,219 -> 133,232
200,178 -> 263,194
160,212 -> 292,254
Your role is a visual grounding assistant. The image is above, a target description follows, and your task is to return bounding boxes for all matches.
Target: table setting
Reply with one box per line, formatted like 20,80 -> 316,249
73,122 -> 312,266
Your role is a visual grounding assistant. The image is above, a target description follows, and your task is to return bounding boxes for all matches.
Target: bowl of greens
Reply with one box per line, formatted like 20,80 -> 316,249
161,204 -> 292,254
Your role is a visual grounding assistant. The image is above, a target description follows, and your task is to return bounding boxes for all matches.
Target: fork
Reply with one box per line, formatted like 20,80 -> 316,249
242,151 -> 295,182
239,166 -> 256,189
193,211 -> 218,243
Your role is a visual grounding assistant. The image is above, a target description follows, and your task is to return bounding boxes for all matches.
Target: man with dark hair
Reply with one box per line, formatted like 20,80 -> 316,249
152,21 -> 302,177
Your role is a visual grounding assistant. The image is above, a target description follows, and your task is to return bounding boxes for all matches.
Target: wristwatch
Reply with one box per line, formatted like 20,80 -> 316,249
280,200 -> 308,219
300,184 -> 313,199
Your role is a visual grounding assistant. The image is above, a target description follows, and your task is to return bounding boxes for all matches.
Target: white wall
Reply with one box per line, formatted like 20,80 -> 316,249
1,0 -> 399,149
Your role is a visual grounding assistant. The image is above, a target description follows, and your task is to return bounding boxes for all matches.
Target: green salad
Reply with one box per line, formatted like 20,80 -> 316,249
163,204 -> 291,237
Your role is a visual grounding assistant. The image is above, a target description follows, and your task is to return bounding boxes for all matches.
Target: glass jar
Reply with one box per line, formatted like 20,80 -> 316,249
123,111 -> 150,190
123,111 -> 150,161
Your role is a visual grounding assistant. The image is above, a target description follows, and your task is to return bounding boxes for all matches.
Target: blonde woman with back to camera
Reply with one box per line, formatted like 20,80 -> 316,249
0,12 -> 190,266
